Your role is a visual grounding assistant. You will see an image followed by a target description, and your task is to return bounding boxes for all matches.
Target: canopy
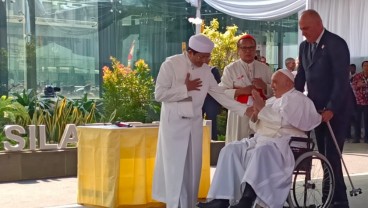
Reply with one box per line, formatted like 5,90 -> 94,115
186,0 -> 306,20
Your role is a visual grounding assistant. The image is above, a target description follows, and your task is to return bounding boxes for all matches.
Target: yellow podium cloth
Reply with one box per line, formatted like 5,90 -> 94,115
77,125 -> 210,208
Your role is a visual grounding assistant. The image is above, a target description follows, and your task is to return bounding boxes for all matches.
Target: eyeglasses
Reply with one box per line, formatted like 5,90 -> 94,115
238,46 -> 256,51
196,54 -> 211,61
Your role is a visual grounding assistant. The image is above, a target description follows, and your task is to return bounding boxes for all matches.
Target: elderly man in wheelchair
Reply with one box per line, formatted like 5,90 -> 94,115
197,69 -> 322,208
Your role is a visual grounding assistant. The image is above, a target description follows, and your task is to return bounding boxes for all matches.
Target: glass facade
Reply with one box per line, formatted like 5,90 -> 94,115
0,0 -> 298,99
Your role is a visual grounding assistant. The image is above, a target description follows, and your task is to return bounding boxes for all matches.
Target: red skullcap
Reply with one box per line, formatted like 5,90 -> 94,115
238,34 -> 256,44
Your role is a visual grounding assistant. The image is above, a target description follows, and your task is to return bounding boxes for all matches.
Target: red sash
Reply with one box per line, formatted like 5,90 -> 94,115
236,88 -> 266,103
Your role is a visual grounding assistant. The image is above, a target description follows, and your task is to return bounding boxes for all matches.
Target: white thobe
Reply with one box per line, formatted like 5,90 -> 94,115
219,59 -> 272,143
152,53 -> 248,208
206,89 -> 321,208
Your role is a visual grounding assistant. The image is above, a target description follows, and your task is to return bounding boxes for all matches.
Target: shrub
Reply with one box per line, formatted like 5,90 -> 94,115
0,95 -> 31,150
0,92 -> 103,150
102,57 -> 160,123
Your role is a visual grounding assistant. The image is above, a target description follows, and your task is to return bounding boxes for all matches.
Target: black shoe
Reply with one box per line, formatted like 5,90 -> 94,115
230,184 -> 256,208
229,203 -> 245,208
197,199 -> 229,208
229,198 -> 254,208
229,203 -> 241,208
352,139 -> 360,143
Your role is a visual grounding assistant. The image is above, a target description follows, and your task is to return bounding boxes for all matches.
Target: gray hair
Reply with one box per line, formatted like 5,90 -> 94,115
285,57 -> 295,66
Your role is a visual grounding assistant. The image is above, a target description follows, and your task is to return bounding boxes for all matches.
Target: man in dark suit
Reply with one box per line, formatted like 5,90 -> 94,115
295,9 -> 352,208
202,66 -> 222,140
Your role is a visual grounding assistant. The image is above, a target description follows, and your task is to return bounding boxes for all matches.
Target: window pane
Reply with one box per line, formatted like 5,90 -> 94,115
2,0 -> 298,98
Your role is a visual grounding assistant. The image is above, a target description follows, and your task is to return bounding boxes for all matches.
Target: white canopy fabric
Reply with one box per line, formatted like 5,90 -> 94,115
186,0 -> 368,58
310,0 -> 368,58
187,0 -> 306,20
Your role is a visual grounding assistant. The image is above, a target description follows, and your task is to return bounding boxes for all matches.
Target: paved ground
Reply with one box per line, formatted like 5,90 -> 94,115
1,141 -> 368,208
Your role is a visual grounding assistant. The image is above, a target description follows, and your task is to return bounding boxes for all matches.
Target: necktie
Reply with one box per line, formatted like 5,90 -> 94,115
310,42 -> 317,58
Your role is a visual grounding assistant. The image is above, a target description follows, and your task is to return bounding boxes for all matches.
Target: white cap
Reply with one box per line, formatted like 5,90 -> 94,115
188,34 -> 214,53
278,69 -> 295,82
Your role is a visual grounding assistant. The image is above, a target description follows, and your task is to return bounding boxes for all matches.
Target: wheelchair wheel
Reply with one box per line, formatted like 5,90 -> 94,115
288,151 -> 335,208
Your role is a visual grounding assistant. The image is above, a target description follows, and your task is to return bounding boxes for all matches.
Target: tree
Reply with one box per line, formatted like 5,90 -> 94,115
202,18 -> 245,71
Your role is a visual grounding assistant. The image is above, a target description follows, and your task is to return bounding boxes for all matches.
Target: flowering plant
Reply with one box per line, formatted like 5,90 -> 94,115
102,57 -> 160,122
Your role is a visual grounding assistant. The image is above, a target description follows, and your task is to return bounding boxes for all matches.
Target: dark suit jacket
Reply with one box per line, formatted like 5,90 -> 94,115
295,30 -> 352,114
203,67 -> 221,109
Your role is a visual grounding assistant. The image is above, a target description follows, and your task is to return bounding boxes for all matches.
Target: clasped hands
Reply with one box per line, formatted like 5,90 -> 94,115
236,78 -> 266,96
245,89 -> 265,121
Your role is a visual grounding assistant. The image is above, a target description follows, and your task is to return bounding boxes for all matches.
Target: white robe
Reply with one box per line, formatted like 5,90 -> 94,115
152,53 -> 248,208
206,89 -> 321,208
219,60 -> 272,143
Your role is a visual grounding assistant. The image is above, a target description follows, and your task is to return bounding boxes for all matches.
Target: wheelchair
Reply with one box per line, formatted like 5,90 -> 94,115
286,137 -> 335,208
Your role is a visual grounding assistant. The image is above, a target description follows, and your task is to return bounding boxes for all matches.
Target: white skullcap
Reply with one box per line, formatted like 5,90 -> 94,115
278,69 -> 295,82
188,34 -> 214,53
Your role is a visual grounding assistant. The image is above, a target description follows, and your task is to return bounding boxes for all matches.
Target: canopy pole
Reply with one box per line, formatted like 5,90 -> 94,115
195,0 -> 202,34
306,0 -> 310,10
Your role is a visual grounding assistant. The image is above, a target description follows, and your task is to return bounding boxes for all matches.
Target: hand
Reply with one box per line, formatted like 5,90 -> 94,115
245,106 -> 258,121
235,85 -> 254,97
321,110 -> 333,122
245,106 -> 255,117
185,73 -> 202,91
252,78 -> 267,90
251,89 -> 265,112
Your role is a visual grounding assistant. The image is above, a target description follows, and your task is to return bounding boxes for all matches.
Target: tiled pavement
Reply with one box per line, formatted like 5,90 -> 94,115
1,141 -> 368,208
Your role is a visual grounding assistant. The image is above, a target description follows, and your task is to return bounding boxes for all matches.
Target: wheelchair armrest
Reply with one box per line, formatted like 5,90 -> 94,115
289,136 -> 315,151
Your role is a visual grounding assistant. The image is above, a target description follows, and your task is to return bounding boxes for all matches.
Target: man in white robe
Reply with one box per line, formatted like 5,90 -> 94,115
219,34 -> 273,144
152,34 -> 250,208
198,69 -> 321,208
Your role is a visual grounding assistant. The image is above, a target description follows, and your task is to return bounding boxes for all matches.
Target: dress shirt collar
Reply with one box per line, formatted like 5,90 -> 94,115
266,88 -> 295,105
277,88 -> 295,99
315,29 -> 325,45
184,51 -> 196,70
284,88 -> 295,96
184,51 -> 208,70
240,59 -> 254,68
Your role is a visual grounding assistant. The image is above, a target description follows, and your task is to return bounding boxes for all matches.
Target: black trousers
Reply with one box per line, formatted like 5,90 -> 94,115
202,97 -> 221,140
314,113 -> 348,203
354,105 -> 368,141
